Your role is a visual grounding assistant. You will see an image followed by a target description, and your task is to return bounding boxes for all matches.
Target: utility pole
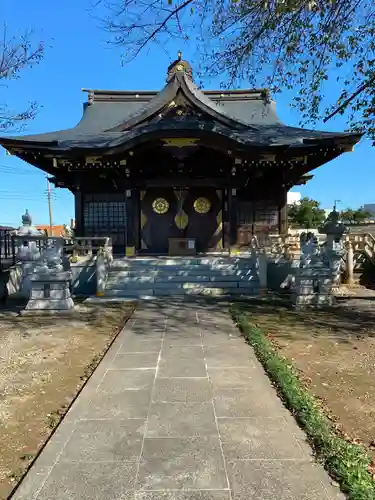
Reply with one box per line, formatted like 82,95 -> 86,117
47,177 -> 53,236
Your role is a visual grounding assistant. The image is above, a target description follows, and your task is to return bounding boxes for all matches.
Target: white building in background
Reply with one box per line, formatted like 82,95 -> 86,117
287,191 -> 301,205
364,203 -> 375,217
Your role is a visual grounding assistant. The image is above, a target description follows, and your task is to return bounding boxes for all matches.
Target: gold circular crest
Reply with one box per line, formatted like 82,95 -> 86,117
194,197 -> 211,214
176,64 -> 184,71
152,197 -> 169,214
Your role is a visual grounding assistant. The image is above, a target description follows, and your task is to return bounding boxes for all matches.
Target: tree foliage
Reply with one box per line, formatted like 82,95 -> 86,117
340,206 -> 372,224
98,0 -> 375,140
288,196 -> 326,229
0,25 -> 44,130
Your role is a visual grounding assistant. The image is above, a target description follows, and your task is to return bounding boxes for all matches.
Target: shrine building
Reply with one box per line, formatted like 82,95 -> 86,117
0,54 -> 361,255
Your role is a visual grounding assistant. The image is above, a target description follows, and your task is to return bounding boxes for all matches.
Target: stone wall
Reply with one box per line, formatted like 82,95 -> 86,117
267,259 -> 295,291
69,257 -> 97,295
1,258 -> 98,300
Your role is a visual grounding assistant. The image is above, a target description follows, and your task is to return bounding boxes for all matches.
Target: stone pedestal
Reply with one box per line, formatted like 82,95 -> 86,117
23,270 -> 74,314
319,208 -> 347,291
293,267 -> 335,308
20,260 -> 41,298
326,248 -> 343,292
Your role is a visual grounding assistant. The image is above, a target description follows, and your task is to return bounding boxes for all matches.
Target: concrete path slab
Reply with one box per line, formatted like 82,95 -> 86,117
11,300 -> 344,500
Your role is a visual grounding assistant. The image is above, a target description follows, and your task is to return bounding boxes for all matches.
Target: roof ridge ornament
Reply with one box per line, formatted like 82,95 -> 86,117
167,51 -> 193,82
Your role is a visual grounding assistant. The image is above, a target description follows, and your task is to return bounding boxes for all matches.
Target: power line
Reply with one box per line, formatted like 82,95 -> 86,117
0,189 -> 58,195
0,193 -> 59,200
0,170 -> 43,177
0,163 -> 40,169
0,163 -> 42,173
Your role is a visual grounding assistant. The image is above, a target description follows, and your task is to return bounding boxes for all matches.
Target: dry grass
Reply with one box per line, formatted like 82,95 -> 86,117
238,294 -> 375,462
0,299 -> 135,499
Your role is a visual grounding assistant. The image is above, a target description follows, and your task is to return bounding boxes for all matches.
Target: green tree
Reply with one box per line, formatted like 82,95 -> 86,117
341,206 -> 372,223
353,206 -> 372,223
340,208 -> 356,224
288,197 -> 326,229
99,0 -> 375,140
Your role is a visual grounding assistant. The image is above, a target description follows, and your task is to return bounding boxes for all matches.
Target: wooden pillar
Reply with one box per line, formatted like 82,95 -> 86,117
125,190 -> 135,252
279,190 -> 288,235
133,188 -> 140,253
223,189 -> 231,250
230,188 -> 238,247
74,191 -> 83,236
124,188 -> 141,255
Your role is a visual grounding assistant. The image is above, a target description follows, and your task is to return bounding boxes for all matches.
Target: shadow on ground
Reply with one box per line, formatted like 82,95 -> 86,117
234,294 -> 375,343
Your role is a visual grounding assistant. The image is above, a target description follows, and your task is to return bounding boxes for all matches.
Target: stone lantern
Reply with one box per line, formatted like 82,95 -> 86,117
14,209 -> 43,261
22,239 -> 74,314
319,208 -> 347,291
12,210 -> 44,298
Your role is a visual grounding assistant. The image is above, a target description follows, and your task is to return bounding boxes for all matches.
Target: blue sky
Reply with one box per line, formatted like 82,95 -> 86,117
0,0 -> 374,227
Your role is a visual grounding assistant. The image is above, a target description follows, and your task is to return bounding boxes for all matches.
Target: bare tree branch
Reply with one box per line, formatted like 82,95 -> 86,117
131,0 -> 193,58
96,0 -> 375,140
0,25 -> 44,131
324,73 -> 375,123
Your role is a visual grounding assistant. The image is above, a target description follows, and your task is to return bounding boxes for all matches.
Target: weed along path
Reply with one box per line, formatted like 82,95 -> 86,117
10,299 -> 343,500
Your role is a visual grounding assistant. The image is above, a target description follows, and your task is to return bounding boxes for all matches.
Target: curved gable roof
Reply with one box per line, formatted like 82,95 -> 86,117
106,71 -> 254,132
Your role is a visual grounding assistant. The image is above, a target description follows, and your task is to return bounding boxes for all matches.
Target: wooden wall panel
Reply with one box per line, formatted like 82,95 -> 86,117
82,193 -> 127,253
236,199 -> 280,246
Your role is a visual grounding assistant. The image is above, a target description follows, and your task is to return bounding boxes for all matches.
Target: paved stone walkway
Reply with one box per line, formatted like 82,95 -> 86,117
13,300 -> 343,500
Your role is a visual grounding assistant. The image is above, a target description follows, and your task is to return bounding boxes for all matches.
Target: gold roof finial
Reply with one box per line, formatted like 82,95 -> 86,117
177,50 -> 182,60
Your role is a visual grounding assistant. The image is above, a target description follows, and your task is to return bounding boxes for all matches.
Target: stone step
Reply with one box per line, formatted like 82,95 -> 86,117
104,289 -> 154,298
112,257 -> 254,268
103,286 -> 260,298
106,281 -> 253,291
105,275 -> 259,286
111,260 -> 255,269
106,276 -> 155,285
108,267 -> 256,276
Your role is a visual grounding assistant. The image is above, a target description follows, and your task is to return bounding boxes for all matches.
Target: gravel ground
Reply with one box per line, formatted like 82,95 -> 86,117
241,287 -> 375,462
0,299 -> 135,500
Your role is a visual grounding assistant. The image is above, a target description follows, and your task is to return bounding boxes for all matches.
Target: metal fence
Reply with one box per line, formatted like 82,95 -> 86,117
0,229 -> 16,270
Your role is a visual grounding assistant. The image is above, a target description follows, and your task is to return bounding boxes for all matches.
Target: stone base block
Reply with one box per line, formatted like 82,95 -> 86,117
30,287 -> 72,300
297,267 -> 332,278
293,293 -> 335,308
24,297 -> 75,311
296,284 -> 332,295
20,308 -> 75,316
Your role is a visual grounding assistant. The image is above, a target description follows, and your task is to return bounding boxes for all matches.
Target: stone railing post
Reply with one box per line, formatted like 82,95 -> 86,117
250,236 -> 268,296
345,240 -> 354,286
96,250 -> 106,297
258,248 -> 268,296
96,243 -> 113,297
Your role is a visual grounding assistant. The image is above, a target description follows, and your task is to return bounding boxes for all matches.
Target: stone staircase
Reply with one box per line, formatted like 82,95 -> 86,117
103,256 -> 260,298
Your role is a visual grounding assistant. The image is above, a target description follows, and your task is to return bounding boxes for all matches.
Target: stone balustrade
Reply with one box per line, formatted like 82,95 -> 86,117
11,236 -> 112,261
